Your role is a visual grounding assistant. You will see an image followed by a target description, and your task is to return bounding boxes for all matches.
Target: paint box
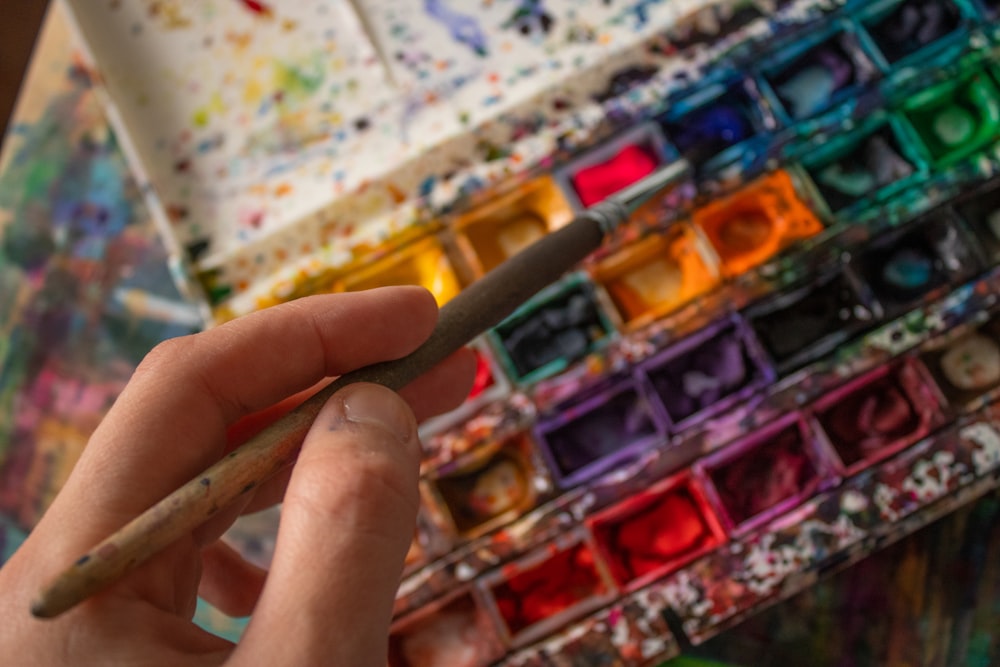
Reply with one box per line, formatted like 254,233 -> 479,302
758,22 -> 879,123
797,114 -> 926,218
424,430 -> 546,540
691,169 -> 825,277
852,210 -> 984,317
901,69 -> 1000,168
489,273 -> 616,386
337,234 -> 462,305
811,359 -> 945,476
553,122 -> 674,210
639,314 -> 774,433
920,313 -> 1000,409
859,0 -> 971,70
389,589 -> 504,667
483,532 -> 616,648
533,374 -> 669,489
452,176 -> 574,278
954,181 -> 1000,261
587,472 -> 726,591
418,340 -> 511,440
657,72 -> 773,175
590,222 -> 720,330
699,414 -> 830,534
744,267 -> 879,376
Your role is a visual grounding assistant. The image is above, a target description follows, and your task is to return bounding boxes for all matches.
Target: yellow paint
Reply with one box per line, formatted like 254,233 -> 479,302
338,235 -> 461,305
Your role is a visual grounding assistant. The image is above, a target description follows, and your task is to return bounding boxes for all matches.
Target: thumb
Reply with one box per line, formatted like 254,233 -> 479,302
231,383 -> 420,667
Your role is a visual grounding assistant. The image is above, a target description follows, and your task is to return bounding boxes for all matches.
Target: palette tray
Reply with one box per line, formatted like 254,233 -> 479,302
64,0 -> 1000,665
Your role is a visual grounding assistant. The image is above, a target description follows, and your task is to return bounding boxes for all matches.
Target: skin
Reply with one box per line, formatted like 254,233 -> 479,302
0,286 -> 476,666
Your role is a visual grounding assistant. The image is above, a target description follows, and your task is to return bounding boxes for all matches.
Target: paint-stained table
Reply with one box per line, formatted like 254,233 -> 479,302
1,4 -> 998,665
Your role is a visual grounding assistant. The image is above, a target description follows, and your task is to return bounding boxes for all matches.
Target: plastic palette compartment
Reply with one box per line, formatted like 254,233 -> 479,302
795,114 -> 928,218
757,21 -> 880,124
657,71 -> 775,176
920,312 -> 1000,410
851,209 -> 985,317
483,532 -> 616,648
744,266 -> 881,376
451,175 -> 574,278
690,169 -> 825,277
488,273 -> 617,386
533,374 -> 669,489
553,122 -> 676,210
954,181 -> 1000,262
857,0 -> 974,70
589,222 -> 720,331
638,314 -> 774,434
810,359 -> 947,476
388,589 -> 505,667
587,472 -> 727,591
900,69 -> 1000,168
423,430 -> 548,540
698,413 -> 834,535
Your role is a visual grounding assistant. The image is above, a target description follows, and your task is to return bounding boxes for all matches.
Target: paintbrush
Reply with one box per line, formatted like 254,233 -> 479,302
30,158 -> 691,619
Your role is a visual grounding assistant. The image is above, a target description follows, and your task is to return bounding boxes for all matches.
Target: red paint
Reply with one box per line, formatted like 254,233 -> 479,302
466,348 -> 495,399
238,0 -> 273,17
571,144 -> 658,207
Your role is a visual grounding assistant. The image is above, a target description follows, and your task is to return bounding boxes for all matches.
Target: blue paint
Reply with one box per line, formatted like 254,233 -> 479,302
424,0 -> 489,56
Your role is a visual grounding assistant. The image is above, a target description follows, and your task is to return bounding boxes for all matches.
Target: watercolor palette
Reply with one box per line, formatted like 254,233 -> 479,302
59,0 -> 1000,663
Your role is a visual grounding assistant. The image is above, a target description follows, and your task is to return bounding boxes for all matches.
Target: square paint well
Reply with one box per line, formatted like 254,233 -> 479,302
640,315 -> 774,432
745,268 -> 878,376
338,234 -> 462,305
453,176 -> 573,277
853,211 -> 983,317
427,431 -> 543,539
812,360 -> 945,475
760,27 -> 876,122
490,274 -> 616,386
590,223 -> 719,330
920,314 -> 1000,409
701,415 -> 826,533
862,0 -> 965,67
955,182 -> 1000,261
554,123 -> 673,210
691,169 -> 824,277
389,591 -> 504,667
534,375 -> 668,489
587,473 -> 726,590
902,70 -> 1000,167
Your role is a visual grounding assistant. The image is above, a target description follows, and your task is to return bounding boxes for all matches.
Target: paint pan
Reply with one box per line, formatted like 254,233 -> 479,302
533,374 -> 668,489
553,122 -> 674,210
920,313 -> 1000,410
484,532 -> 615,648
453,176 -> 574,278
699,414 -> 828,534
852,210 -> 984,317
811,359 -> 945,476
758,23 -> 877,123
859,0 -> 969,70
639,314 -> 774,433
425,431 -> 544,539
954,181 -> 1000,262
587,472 -> 726,591
798,115 -> 925,217
389,590 -> 504,667
337,234 -> 463,305
901,69 -> 1000,168
744,267 -> 879,376
657,72 -> 772,175
489,273 -> 616,386
691,169 -> 824,277
590,223 -> 719,330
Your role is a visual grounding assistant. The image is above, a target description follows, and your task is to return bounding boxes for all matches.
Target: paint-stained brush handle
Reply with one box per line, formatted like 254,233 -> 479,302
30,160 -> 690,619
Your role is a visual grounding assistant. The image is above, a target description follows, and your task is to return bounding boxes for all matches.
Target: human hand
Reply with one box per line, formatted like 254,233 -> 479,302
0,287 -> 476,666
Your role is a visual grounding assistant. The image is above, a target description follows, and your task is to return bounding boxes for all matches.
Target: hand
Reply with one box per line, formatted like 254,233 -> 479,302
0,287 -> 476,666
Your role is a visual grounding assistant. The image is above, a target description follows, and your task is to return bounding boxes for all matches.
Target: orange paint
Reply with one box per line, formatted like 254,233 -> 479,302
692,170 -> 823,277
274,182 -> 294,197
337,234 -> 462,305
453,175 -> 573,276
592,223 -> 719,329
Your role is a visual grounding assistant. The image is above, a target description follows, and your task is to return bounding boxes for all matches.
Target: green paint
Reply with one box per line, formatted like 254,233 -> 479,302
272,54 -> 325,103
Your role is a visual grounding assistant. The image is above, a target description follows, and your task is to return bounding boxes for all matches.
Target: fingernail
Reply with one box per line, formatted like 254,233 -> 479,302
340,383 -> 414,443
